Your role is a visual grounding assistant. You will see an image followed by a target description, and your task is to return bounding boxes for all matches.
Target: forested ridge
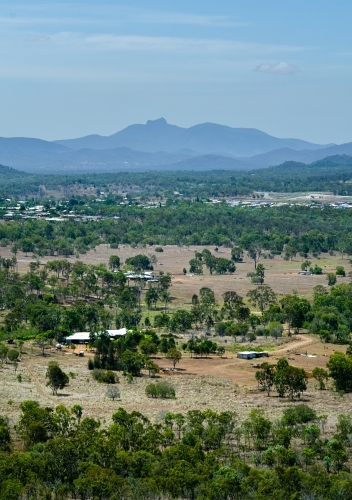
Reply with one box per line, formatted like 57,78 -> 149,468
1,155 -> 352,198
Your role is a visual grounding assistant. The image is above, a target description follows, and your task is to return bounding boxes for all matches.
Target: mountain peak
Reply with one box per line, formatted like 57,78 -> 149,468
146,118 -> 168,127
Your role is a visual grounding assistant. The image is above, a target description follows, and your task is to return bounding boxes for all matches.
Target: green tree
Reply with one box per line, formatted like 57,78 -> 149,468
7,349 -> 19,363
125,254 -> 153,271
0,416 -> 11,452
145,287 -> 159,310
34,332 -> 54,356
108,255 -> 120,271
327,273 -> 337,286
247,286 -> 277,313
189,258 -> 203,275
336,266 -> 345,276
145,359 -> 160,377
312,367 -> 329,390
327,352 -> 352,392
0,343 -> 9,366
166,348 -> 182,369
139,339 -> 158,357
71,404 -> 83,424
253,263 -> 265,284
121,350 -> 145,376
301,260 -> 312,271
46,361 -> 69,395
170,310 -> 193,333
255,362 -> 275,396
267,321 -> 283,339
280,295 -> 311,335
274,358 -> 307,399
231,246 -> 244,262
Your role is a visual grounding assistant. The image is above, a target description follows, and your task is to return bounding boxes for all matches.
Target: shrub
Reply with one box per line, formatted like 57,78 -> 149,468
336,266 -> 346,277
281,405 -> 317,426
155,247 -> 164,252
87,359 -> 94,370
92,369 -> 119,384
145,381 -> 175,399
327,273 -> 337,286
310,265 -> 323,275
7,349 -> 19,362
100,371 -> 119,384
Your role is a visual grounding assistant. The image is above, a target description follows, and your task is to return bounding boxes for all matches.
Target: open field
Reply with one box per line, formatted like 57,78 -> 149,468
1,335 -> 351,437
1,244 -> 351,306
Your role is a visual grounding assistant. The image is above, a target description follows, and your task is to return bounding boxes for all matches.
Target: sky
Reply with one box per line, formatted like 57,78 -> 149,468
0,0 -> 352,143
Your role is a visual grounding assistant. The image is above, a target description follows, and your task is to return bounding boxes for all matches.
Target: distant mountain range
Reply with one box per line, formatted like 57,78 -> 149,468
54,117 -> 328,156
0,117 -> 351,174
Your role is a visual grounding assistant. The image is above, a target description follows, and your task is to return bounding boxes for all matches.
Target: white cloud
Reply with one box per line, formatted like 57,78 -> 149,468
26,35 -> 51,42
254,61 -> 300,75
137,12 -> 248,28
85,35 -> 306,55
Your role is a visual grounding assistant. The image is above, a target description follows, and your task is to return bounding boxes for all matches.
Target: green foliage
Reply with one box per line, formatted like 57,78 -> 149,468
312,366 -> 329,390
310,264 -> 323,275
336,266 -> 346,276
183,338 -> 218,357
327,272 -> 337,286
125,254 -> 153,271
247,286 -> 277,313
0,416 -> 11,452
256,359 -> 307,400
108,255 -> 120,270
255,362 -> 275,396
280,295 -> 311,333
2,399 -> 352,498
145,381 -> 175,399
165,348 -> 182,368
251,263 -> 265,284
92,369 -> 119,384
139,339 -> 158,356
46,361 -> 69,395
7,349 -> 19,362
189,258 -> 203,275
281,405 -> 317,426
121,349 -> 145,376
327,352 -> 352,392
275,360 -> 308,400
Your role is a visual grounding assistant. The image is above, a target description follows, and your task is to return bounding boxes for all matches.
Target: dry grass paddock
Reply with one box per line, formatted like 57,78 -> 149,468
1,244 -> 351,306
1,244 -> 352,432
1,336 -> 351,435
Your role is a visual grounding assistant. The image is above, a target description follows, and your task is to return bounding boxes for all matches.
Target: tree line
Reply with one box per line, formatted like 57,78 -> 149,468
2,204 -> 352,255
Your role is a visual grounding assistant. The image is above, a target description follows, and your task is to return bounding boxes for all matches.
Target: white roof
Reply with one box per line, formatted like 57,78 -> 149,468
67,328 -> 127,341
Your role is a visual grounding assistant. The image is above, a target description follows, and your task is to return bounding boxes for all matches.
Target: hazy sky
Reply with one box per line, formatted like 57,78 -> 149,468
1,0 -> 352,143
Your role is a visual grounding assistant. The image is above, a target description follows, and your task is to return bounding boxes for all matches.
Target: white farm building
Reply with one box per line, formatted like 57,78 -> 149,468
65,328 -> 127,344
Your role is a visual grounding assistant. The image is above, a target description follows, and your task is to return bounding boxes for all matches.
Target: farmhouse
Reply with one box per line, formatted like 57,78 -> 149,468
237,351 -> 269,360
65,328 -> 127,345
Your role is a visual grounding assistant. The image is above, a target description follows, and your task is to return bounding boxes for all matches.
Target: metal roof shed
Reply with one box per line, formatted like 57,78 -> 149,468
237,351 -> 257,360
66,328 -> 127,344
